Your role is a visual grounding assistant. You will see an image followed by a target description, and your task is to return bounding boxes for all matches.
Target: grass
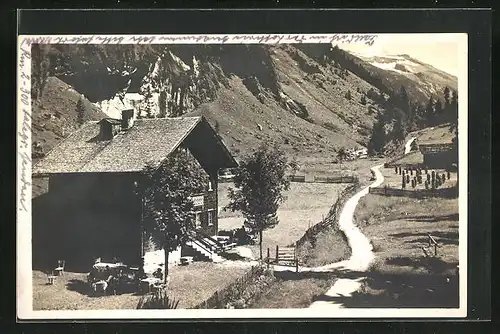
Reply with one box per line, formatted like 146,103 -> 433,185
296,225 -> 351,267
249,272 -> 337,309
380,167 -> 458,191
347,193 -> 460,307
33,262 -> 249,310
218,182 -> 347,257
415,123 -> 455,145
389,151 -> 424,166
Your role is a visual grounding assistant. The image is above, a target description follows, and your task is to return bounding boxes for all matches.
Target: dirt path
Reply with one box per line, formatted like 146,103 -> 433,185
267,164 -> 384,309
306,164 -> 384,309
404,137 -> 416,155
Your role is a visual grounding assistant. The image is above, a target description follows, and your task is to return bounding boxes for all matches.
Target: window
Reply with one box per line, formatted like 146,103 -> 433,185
207,210 -> 214,226
195,212 -> 202,229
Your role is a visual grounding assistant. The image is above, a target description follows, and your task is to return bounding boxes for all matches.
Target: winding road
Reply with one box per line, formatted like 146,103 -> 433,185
307,164 -> 384,309
404,137 -> 416,155
268,164 -> 385,309
222,138 -> 415,308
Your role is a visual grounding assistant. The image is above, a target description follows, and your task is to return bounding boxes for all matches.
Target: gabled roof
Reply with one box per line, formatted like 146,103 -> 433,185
33,116 -> 237,175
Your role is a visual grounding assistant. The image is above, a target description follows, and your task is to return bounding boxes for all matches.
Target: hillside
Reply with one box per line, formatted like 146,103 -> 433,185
31,44 -> 458,184
31,77 -> 107,197
321,46 -> 457,105
185,44 -> 388,162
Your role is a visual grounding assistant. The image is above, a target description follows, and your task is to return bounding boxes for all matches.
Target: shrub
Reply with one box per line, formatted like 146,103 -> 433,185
345,90 -> 352,100
137,289 -> 180,309
370,240 -> 383,252
360,95 -> 367,105
322,122 -> 340,132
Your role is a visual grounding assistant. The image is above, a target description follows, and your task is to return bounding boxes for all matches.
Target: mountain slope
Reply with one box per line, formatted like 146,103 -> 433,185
350,52 -> 457,99
31,44 -> 458,175
327,46 -> 457,105
31,77 -> 108,197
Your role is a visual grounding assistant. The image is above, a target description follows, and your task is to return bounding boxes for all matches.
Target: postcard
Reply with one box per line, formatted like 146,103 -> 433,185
17,32 -> 468,319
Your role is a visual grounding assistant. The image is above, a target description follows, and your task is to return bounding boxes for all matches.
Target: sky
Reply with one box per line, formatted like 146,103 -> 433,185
338,34 -> 464,77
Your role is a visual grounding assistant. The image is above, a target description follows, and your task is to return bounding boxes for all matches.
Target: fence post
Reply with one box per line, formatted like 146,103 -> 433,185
267,248 -> 270,269
275,245 -> 279,265
294,242 -> 298,273
434,244 -> 438,257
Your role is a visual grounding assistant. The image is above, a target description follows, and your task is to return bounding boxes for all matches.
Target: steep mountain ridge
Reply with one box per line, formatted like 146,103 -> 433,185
31,43 -> 457,169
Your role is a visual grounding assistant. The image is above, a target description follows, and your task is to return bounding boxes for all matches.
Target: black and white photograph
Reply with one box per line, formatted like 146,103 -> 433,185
17,32 -> 467,319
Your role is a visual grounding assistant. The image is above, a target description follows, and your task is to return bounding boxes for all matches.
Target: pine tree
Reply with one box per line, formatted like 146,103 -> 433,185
142,85 -> 154,118
367,117 -> 386,156
426,96 -> 435,124
158,90 -> 167,118
76,98 -> 86,125
345,90 -> 352,100
360,95 -> 367,105
450,90 -> 459,135
434,99 -> 443,115
444,86 -> 451,107
392,111 -> 407,143
399,85 -> 410,115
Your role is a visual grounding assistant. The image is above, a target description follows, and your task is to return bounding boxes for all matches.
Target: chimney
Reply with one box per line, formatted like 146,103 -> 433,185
121,109 -> 135,130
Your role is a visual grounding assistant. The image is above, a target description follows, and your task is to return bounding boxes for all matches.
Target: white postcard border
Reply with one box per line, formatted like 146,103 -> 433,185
17,33 -> 468,320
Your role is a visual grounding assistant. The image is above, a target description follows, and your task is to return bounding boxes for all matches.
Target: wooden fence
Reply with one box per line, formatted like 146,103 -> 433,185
192,265 -> 265,309
313,175 -> 358,183
368,185 -> 458,199
265,245 -> 299,272
287,174 -> 358,184
288,175 -> 306,182
384,161 -> 423,169
294,181 -> 361,248
421,233 -> 442,257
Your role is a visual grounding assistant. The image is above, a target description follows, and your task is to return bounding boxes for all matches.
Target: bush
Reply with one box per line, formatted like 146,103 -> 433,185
370,240 -> 383,252
345,90 -> 352,100
360,95 -> 367,105
137,289 -> 179,309
322,122 -> 340,132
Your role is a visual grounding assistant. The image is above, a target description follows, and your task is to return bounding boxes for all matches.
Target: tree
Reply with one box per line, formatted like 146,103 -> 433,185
31,44 -> 51,100
345,90 -> 352,100
225,142 -> 297,259
392,111 -> 407,143
158,91 -> 167,118
426,96 -> 435,124
140,150 -> 208,284
336,147 -> 348,169
367,116 -> 386,156
76,98 -> 86,125
450,90 -> 459,135
360,95 -> 367,105
398,85 -> 410,115
444,86 -> 451,107
141,84 -> 155,118
434,99 -> 443,115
